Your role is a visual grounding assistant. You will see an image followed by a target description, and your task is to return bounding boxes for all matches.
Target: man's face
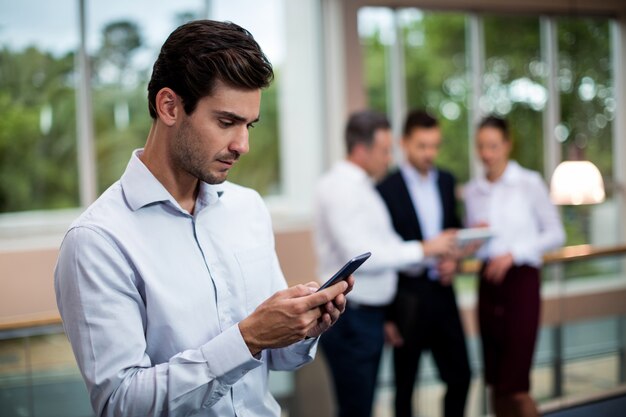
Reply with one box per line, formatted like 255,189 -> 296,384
402,126 -> 441,175
364,128 -> 393,181
171,80 -> 261,184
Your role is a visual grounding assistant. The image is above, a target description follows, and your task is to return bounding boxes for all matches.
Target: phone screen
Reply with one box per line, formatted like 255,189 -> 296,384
317,252 -> 371,292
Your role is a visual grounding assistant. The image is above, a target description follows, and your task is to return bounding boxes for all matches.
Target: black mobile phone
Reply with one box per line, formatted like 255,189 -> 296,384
317,252 -> 371,292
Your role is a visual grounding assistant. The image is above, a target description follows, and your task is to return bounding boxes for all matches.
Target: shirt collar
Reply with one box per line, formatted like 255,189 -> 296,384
475,160 -> 522,192
400,161 -> 438,186
500,160 -> 523,184
337,159 -> 371,183
121,149 -> 223,213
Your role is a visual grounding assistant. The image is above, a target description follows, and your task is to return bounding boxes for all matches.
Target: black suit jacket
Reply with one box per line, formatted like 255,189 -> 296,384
377,167 -> 461,281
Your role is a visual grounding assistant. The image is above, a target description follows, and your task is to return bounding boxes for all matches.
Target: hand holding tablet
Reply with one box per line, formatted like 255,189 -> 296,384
455,227 -> 493,248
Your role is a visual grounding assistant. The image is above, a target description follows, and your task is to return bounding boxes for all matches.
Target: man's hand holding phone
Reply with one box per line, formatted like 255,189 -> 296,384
239,258 -> 361,356
304,275 -> 354,339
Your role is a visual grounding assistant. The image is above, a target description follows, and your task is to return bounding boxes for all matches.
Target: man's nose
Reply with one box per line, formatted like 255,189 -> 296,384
230,128 -> 250,155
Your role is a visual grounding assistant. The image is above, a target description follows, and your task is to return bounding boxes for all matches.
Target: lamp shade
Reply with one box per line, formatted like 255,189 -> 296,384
550,161 -> 605,205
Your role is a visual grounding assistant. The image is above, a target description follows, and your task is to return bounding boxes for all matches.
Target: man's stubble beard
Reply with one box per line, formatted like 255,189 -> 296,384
172,118 -> 239,185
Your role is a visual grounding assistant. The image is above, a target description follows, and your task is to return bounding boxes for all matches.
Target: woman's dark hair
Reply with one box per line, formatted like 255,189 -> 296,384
147,20 -> 274,119
345,110 -> 391,153
478,115 -> 510,140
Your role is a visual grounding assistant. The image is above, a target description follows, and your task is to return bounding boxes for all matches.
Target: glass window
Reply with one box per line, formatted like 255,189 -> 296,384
88,0 -> 283,196
0,0 -> 79,212
226,79 -> 281,195
358,7 -> 394,114
558,18 -> 612,181
359,8 -> 470,182
553,18 -> 619,285
401,9 -> 469,182
87,0 -> 207,194
482,15 -> 544,174
359,9 -> 619,253
557,18 -> 614,247
214,0 -> 284,196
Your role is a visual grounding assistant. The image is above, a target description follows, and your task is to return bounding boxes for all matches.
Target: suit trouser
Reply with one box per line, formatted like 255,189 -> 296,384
392,278 -> 471,417
320,303 -> 386,417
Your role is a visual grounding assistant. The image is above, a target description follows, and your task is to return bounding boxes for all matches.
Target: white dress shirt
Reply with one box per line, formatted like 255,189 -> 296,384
464,161 -> 565,267
313,160 -> 424,306
400,163 -> 442,278
55,150 -> 316,417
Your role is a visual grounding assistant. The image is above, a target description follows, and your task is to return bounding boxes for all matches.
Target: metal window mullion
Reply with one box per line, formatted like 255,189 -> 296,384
541,16 -> 565,399
611,19 -> 626,244
386,8 -> 408,166
467,13 -> 484,180
466,13 -> 487,416
611,17 -> 626,384
76,0 -> 97,207
541,16 -> 561,179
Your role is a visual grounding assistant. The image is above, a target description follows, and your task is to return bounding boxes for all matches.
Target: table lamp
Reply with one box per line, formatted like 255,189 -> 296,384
550,160 -> 605,206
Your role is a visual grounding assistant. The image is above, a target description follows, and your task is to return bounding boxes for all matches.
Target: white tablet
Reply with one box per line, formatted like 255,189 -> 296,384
456,227 -> 493,247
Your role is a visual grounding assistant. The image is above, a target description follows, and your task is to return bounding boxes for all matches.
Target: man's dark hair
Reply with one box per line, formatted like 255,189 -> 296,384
403,109 -> 438,137
345,110 -> 391,154
478,115 -> 510,140
147,20 -> 274,119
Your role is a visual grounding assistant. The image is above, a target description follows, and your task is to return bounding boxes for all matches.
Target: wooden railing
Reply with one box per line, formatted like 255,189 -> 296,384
2,244 -> 626,333
460,243 -> 626,274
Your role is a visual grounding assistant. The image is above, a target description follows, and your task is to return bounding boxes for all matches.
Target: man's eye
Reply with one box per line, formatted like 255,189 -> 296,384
219,119 -> 233,128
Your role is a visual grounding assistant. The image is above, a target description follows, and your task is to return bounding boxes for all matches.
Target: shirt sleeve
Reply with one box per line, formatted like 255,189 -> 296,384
315,180 -> 424,274
55,226 -> 262,417
510,175 -> 566,264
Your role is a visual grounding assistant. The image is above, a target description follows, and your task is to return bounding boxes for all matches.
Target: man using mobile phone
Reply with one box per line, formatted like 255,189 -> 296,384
313,110 -> 456,417
55,20 -> 352,417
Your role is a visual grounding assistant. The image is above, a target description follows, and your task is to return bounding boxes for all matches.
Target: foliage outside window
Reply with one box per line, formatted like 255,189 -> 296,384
0,1 -> 282,215
359,8 -> 615,251
401,11 -> 469,183
90,15 -> 281,197
557,18 -> 613,247
483,15 -> 544,175
0,1 -> 79,213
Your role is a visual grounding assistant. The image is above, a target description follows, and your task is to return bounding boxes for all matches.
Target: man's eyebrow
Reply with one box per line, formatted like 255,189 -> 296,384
213,110 -> 260,124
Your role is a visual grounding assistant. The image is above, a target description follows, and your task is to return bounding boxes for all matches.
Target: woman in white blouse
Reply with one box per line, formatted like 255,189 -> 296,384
464,116 -> 565,417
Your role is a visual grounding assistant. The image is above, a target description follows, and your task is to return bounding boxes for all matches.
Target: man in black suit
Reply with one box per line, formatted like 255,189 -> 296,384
378,110 -> 471,417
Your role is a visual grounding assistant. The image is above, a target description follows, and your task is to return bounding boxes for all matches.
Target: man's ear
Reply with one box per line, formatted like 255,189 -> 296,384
400,136 -> 409,152
352,142 -> 370,158
154,88 -> 180,127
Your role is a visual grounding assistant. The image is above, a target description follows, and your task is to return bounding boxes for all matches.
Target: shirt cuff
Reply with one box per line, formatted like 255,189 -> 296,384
397,241 -> 424,268
292,336 -> 319,359
200,324 -> 262,386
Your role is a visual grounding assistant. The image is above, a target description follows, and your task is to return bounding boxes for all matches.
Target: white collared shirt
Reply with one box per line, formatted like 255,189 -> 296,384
55,150 -> 316,417
464,160 -> 565,266
313,160 -> 425,306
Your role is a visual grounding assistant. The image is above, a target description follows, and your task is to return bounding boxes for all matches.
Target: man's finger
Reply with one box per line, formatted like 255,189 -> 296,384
343,276 -> 355,295
333,293 -> 347,312
302,280 -> 349,310
281,284 -> 317,299
304,281 -> 321,290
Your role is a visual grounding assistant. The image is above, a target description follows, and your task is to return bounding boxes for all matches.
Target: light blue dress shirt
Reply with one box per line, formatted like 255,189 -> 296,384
400,163 -> 443,279
55,150 -> 317,417
400,163 -> 442,242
